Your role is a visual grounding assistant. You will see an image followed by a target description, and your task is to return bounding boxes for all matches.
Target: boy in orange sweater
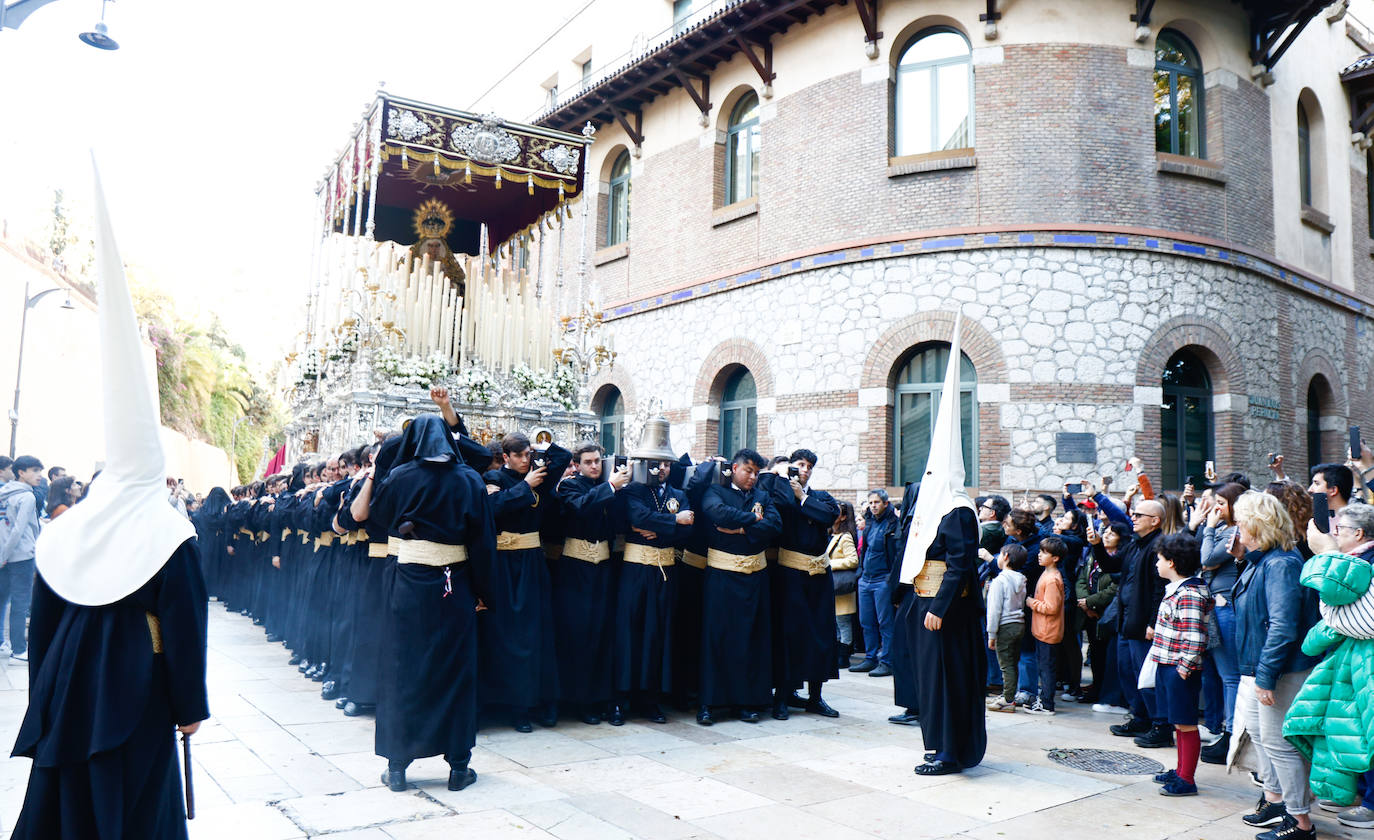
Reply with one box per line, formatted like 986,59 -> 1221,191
1024,536 -> 1067,715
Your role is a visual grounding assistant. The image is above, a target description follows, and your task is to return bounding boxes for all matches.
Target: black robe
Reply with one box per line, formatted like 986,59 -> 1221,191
616,481 -> 688,697
888,481 -> 921,712
479,446 -> 570,711
698,482 -> 781,708
371,456 -> 495,765
552,473 -> 619,707
910,506 -> 986,770
11,540 -> 209,840
673,461 -> 718,701
335,481 -> 388,707
760,472 -> 840,692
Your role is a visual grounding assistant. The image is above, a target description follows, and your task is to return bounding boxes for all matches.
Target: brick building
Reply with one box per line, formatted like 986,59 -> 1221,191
479,0 -> 1374,501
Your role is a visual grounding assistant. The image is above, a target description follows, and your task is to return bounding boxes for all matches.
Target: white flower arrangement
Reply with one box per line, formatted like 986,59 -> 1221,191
511,363 -> 578,409
455,363 -> 498,404
373,346 -> 453,388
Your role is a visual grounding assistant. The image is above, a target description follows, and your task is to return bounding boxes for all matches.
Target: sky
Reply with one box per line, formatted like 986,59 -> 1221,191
0,0 -> 573,367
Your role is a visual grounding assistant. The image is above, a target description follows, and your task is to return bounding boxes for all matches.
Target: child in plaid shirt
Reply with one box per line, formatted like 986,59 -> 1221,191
1146,532 -> 1211,797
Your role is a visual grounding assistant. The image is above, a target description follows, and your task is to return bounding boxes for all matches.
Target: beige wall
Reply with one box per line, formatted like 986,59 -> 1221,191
0,236 -> 235,494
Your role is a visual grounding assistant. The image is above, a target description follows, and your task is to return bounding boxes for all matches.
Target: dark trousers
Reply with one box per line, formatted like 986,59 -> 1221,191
1085,626 -> 1125,706
1118,636 -> 1162,724
1036,638 -> 1058,711
0,559 -> 34,654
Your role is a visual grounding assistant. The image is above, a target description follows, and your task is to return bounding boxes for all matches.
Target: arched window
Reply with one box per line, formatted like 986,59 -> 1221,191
895,28 -> 973,156
725,92 -> 760,205
719,368 -> 757,456
1307,378 -> 1324,470
606,151 -> 631,246
598,388 -> 624,455
1154,30 -> 1204,157
893,344 -> 977,485
1298,102 -> 1313,206
1160,349 -> 1214,489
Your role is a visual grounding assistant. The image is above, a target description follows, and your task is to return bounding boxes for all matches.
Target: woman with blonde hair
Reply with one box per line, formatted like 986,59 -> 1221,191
1229,491 -> 1321,838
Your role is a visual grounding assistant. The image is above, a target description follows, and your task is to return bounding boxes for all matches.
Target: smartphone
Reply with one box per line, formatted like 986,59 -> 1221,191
716,464 -> 734,486
1267,452 -> 1278,467
1351,426 -> 1362,461
1066,483 -> 1082,495
1205,460 -> 1215,477
1124,461 -> 1133,472
1312,491 -> 1331,534
1184,475 -> 1194,488
613,454 -> 628,470
1226,529 -> 1241,554
788,465 -> 800,479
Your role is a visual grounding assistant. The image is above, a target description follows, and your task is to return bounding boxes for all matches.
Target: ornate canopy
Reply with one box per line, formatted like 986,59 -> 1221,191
321,93 -> 591,255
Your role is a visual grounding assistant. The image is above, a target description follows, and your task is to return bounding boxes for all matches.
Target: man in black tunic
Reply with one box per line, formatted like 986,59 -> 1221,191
900,312 -> 987,777
697,448 -> 781,725
553,442 -> 627,725
357,415 -> 496,792
481,433 -> 572,731
11,165 -> 209,839
760,448 -> 841,720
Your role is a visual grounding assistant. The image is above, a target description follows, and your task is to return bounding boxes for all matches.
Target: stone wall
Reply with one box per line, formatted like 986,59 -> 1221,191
591,241 -> 1374,502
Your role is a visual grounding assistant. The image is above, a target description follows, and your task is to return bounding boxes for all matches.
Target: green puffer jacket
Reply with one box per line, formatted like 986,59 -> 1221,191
1283,552 -> 1374,805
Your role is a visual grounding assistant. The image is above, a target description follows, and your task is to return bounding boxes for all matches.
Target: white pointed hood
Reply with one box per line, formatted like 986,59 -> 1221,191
898,310 -> 977,583
34,158 -> 195,606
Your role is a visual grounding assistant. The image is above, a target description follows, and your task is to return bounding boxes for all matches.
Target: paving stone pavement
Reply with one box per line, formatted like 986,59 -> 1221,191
0,605 -> 1368,839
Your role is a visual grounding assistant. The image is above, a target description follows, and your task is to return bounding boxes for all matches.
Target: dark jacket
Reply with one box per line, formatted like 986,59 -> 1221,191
1232,545 -> 1320,690
1099,527 -> 1164,641
860,504 -> 899,580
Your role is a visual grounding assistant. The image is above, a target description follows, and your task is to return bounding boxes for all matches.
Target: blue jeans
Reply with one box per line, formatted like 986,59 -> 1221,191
1036,639 -> 1058,711
1018,651 -> 1038,698
1202,604 -> 1240,733
0,560 -> 34,655
856,576 -> 894,666
1118,636 -> 1162,724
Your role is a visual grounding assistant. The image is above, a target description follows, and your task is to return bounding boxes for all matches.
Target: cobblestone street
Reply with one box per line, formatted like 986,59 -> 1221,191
0,604 -> 1362,839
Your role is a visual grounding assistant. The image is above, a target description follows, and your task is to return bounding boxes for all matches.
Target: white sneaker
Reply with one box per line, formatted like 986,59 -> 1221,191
987,696 -> 1016,713
0,641 -> 11,656
1013,691 -> 1031,706
1092,703 -> 1130,714
1060,691 -> 1079,702
9,651 -> 27,663
1023,700 -> 1056,716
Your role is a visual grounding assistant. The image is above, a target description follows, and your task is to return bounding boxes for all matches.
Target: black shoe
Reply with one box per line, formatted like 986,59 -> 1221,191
252,618 -> 265,626
447,766 -> 478,792
785,692 -> 807,710
696,705 -> 714,726
771,700 -> 789,721
382,769 -> 407,792
739,708 -> 761,723
607,705 -> 625,726
1242,795 -> 1289,828
297,659 -> 312,673
310,667 -> 327,683
1134,725 -> 1175,749
806,697 -> 839,718
513,717 -> 533,733
1255,815 -> 1314,840
335,698 -> 349,709
288,654 -> 302,666
321,681 -> 341,701
849,659 -> 878,673
914,760 -> 961,776
646,704 -> 666,724
888,710 -> 920,725
580,711 -> 602,725
1110,717 -> 1151,737
1200,731 -> 1230,765
868,664 -> 893,678
266,634 -> 282,643
536,709 -> 558,728
343,701 -> 374,717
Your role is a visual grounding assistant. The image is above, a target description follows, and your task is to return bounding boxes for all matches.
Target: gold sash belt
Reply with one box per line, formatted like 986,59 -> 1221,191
778,547 -> 830,576
146,612 -> 163,654
255,531 -> 270,543
706,548 -> 766,574
397,540 -> 469,567
281,528 -> 292,541
238,528 -> 253,538
300,532 -> 311,546
624,543 -> 675,567
563,537 -> 611,564
912,559 -> 970,598
496,531 -> 541,551
315,533 -> 337,551
681,551 -> 707,570
368,542 -> 391,559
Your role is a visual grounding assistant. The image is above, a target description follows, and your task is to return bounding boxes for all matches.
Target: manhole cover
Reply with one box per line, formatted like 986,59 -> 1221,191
1046,748 -> 1166,775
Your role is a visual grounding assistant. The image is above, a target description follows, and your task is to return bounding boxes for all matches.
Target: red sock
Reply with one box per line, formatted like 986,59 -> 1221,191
1176,728 -> 1200,784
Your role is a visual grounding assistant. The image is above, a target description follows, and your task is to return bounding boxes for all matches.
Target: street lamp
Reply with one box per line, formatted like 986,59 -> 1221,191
1,0 -> 120,50
9,282 -> 75,458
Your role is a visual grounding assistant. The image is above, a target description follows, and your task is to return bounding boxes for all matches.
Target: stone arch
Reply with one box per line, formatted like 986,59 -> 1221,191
1135,315 -> 1246,481
693,338 -> 774,458
1153,18 -> 1220,76
1296,349 -> 1348,473
860,311 -> 1007,489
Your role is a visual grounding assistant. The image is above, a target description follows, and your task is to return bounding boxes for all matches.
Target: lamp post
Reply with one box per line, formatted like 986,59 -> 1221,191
9,281 -> 75,458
